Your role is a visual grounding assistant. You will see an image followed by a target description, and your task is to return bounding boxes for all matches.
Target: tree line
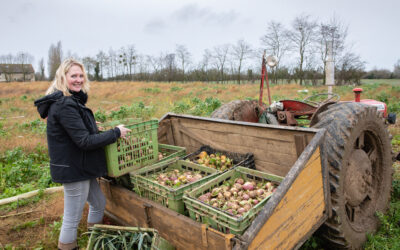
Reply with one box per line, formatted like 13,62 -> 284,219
1,14 -> 400,85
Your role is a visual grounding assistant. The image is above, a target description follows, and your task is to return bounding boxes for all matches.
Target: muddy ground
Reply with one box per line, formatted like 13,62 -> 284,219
0,192 -> 91,249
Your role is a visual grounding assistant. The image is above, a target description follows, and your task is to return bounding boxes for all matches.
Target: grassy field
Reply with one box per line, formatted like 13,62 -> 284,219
0,80 -> 399,249
361,79 -> 400,85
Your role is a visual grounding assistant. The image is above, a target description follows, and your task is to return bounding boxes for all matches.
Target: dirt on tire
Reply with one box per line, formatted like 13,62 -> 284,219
313,102 -> 393,249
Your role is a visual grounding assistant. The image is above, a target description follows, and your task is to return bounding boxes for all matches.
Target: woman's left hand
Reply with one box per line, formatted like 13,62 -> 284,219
116,125 -> 131,139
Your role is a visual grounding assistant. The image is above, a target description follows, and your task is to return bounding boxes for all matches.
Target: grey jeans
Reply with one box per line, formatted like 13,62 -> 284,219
59,178 -> 106,244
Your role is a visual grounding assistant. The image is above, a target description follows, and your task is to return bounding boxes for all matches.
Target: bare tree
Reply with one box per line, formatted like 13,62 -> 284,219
260,21 -> 290,83
303,54 -> 321,85
393,59 -> 400,78
213,44 -> 230,82
318,16 -> 348,84
146,53 -> 166,81
48,41 -> 63,80
15,52 -> 34,81
119,45 -> 137,80
136,54 -> 149,81
37,58 -> 45,80
96,50 -> 107,80
175,44 -> 192,82
106,48 -> 118,79
288,14 -> 318,85
200,49 -> 212,81
82,56 -> 96,79
0,54 -> 15,64
336,51 -> 365,85
231,39 -> 252,84
65,50 -> 80,61
146,55 -> 159,74
365,68 -> 392,79
164,53 -> 176,82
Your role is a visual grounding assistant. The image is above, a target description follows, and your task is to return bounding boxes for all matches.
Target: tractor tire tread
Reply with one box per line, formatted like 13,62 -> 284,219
313,102 -> 393,249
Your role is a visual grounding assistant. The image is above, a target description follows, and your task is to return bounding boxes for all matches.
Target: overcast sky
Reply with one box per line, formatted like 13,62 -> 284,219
1,0 -> 399,71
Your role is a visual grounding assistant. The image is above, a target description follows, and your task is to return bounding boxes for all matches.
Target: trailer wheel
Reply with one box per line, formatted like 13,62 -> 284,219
312,102 -> 393,249
211,100 -> 266,123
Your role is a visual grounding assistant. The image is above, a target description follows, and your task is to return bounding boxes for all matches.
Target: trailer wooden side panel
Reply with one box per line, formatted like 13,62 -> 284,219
248,148 -> 326,249
158,114 -> 316,177
99,179 -> 234,250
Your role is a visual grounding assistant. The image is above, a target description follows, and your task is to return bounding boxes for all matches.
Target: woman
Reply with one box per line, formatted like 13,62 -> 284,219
34,59 -> 130,250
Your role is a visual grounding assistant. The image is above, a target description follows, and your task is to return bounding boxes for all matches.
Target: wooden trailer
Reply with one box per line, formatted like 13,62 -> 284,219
99,113 -> 331,249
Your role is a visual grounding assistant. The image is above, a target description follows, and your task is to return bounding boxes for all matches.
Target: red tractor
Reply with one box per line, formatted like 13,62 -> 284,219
211,53 -> 397,249
212,53 -> 396,126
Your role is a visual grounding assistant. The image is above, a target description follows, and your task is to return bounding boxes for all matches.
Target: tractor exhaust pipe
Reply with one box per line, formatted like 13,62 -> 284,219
353,88 -> 363,102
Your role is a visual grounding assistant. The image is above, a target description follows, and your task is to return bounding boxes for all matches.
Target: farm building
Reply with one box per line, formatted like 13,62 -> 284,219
0,64 -> 35,82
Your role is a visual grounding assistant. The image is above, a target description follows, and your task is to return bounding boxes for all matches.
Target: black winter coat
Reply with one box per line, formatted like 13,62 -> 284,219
34,91 -> 120,183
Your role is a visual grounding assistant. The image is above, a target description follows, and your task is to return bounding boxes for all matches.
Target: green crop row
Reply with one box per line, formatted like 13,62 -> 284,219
0,145 -> 54,199
94,101 -> 156,122
172,97 -> 221,116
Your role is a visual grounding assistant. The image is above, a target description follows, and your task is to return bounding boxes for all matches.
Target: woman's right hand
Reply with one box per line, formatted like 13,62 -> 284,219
116,125 -> 131,139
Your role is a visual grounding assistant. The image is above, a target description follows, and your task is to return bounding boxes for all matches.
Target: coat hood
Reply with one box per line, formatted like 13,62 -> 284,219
34,91 -> 63,119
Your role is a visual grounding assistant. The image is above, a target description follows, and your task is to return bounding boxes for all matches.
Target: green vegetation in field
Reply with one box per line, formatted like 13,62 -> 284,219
300,235 -> 324,249
172,100 -> 191,114
212,85 -> 227,90
376,91 -> 390,104
0,122 -> 7,137
374,90 -> 400,114
19,119 -> 47,134
392,135 -> 400,148
43,216 -> 89,249
388,98 -> 400,114
108,102 -> 155,121
12,218 -> 45,232
361,79 -> 400,85
362,82 -> 382,92
10,107 -> 23,113
170,86 -> 183,92
0,190 -> 44,213
142,87 -> 161,94
94,108 -> 107,122
296,90 -> 309,101
272,95 -> 286,101
48,218 -> 63,243
0,145 -> 54,199
364,180 -> 400,249
0,97 -> 15,104
391,85 -> 400,93
331,85 -> 353,97
172,97 -> 221,116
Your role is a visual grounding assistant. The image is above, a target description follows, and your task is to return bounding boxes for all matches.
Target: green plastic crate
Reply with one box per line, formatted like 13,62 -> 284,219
105,119 -> 159,178
113,144 -> 186,189
158,144 -> 186,163
87,224 -> 175,250
131,159 -> 219,214
183,167 -> 283,235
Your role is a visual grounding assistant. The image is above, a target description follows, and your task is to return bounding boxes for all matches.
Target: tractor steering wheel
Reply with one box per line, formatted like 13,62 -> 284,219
303,93 -> 340,106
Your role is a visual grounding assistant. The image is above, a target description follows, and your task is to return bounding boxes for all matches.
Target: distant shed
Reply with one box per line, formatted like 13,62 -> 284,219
0,64 -> 35,82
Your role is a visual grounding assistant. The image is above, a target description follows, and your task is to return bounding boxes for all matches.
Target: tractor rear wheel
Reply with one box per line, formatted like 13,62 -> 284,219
312,102 -> 393,249
211,100 -> 266,123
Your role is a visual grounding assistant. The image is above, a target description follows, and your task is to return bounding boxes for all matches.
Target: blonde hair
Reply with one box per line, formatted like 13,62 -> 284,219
46,58 -> 90,96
